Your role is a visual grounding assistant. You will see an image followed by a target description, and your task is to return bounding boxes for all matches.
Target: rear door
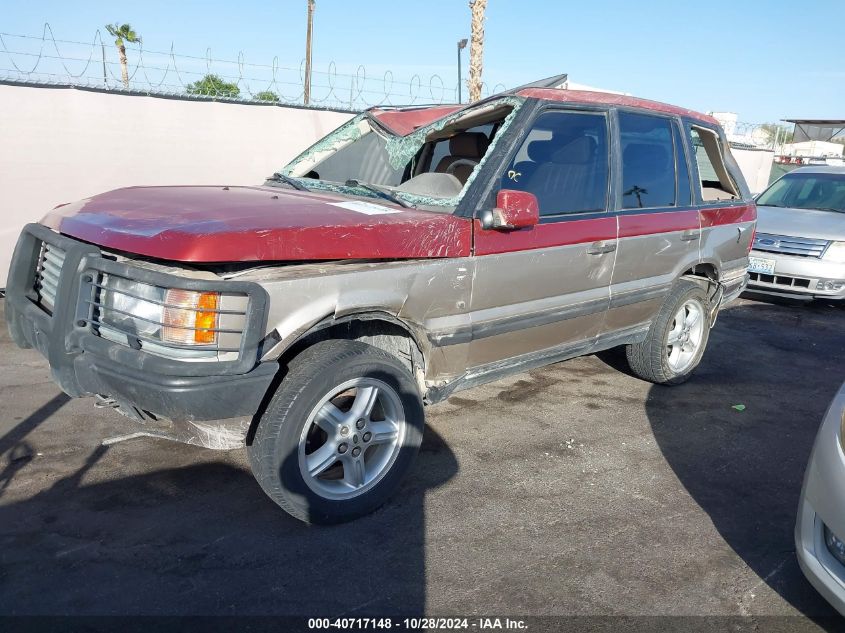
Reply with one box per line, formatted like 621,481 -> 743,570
468,108 -> 616,369
686,123 -> 755,277
605,111 -> 701,335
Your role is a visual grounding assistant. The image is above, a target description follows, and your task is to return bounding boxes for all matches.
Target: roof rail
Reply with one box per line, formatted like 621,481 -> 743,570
501,73 -> 568,95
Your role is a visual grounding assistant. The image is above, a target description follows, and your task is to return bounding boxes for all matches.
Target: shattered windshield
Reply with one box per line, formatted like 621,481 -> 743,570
278,96 -> 524,210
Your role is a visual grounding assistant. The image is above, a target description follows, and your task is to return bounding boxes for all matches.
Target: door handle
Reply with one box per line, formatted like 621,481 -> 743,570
587,240 -> 617,255
680,230 -> 700,242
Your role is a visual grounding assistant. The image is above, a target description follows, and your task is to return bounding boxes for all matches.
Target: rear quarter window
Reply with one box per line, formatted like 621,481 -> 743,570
688,126 -> 740,202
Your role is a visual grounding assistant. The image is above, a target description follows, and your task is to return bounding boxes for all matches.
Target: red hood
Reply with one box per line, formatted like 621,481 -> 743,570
42,185 -> 471,262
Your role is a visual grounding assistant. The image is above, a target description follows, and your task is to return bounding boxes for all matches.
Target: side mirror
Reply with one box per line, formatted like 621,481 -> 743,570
482,190 -> 540,230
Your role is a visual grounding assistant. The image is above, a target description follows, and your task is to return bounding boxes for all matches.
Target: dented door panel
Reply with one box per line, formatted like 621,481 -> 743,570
467,216 -> 617,368
605,209 -> 701,333
699,204 -> 756,278
248,257 -> 474,381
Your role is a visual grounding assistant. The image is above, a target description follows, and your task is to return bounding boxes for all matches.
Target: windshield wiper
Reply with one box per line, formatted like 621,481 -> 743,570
812,207 -> 844,213
344,179 -> 412,208
266,172 -> 309,191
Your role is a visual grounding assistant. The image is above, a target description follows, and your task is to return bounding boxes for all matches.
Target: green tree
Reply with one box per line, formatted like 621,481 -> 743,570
105,23 -> 142,89
254,90 -> 280,103
760,123 -> 793,148
186,74 -> 241,99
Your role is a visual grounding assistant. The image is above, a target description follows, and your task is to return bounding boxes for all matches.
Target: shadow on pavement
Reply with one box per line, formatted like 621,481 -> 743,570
741,291 -> 845,311
0,393 -> 69,495
0,424 -> 458,615
644,300 -> 845,621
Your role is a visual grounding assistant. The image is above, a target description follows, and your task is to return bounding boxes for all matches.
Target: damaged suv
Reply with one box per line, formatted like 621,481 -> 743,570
5,84 -> 755,523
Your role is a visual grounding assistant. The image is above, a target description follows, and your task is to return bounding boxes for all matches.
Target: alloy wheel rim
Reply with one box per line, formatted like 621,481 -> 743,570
298,377 -> 406,500
666,300 -> 704,373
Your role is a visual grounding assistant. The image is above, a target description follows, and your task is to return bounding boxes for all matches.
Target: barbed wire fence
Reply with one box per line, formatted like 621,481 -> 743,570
716,120 -> 840,155
0,23 -> 508,111
5,23 -> 829,157
725,120 -> 791,152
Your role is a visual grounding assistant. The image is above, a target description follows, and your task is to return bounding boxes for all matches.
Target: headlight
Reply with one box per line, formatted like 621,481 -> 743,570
825,524 -> 845,567
100,276 -> 220,346
101,277 -> 165,339
825,241 -> 845,263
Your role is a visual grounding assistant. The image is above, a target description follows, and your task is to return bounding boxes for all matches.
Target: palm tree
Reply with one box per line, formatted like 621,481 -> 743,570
468,0 -> 487,102
105,23 -> 142,89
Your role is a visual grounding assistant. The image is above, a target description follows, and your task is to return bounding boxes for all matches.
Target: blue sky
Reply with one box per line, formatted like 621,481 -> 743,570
2,0 -> 843,122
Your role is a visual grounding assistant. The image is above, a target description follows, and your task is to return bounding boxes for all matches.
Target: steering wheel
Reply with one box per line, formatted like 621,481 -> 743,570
446,158 -> 480,180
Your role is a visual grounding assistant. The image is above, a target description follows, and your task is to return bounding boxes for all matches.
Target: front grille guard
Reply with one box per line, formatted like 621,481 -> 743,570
13,223 -> 269,377
84,267 -> 248,355
33,240 -> 67,313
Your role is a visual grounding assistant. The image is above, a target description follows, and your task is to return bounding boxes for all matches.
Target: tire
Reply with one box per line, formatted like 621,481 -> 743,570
625,279 -> 712,385
248,339 -> 425,524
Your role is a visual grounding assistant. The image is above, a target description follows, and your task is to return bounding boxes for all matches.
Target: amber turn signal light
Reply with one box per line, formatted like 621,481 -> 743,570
162,289 -> 220,345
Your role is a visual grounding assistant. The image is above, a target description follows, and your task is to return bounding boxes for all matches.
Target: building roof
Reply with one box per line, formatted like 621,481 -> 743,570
783,119 -> 845,125
783,120 -> 845,143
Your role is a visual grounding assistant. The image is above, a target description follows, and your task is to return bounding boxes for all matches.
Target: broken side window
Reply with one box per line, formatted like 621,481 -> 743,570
689,126 -> 739,202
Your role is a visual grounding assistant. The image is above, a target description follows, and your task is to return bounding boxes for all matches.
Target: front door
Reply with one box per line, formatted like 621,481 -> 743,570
468,109 -> 616,370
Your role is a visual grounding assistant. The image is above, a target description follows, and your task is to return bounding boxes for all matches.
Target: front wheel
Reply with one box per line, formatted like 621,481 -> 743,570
625,280 -> 712,385
248,340 -> 425,524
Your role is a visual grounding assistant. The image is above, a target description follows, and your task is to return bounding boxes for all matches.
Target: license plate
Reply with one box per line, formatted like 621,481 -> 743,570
748,256 -> 776,275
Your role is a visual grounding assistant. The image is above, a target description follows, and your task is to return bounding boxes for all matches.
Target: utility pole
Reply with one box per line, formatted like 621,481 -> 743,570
304,0 -> 315,105
457,39 -> 467,103
101,42 -> 107,87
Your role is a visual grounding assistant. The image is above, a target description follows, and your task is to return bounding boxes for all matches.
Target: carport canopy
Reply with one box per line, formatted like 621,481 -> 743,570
783,119 -> 845,143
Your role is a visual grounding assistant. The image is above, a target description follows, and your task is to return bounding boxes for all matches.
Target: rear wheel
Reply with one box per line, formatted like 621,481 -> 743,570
248,340 -> 424,524
625,280 -> 711,385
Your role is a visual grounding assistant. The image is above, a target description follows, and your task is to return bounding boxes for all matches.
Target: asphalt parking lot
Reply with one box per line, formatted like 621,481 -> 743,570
0,296 -> 843,626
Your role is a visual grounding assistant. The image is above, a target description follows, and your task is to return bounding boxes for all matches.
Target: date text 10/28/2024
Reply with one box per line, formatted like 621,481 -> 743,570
308,618 -> 528,630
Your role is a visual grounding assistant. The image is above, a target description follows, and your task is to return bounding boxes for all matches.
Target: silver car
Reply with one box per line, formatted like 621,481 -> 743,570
796,382 -> 845,615
748,166 -> 845,301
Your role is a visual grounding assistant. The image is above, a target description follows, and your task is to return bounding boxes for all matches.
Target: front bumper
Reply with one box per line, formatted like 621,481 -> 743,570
795,384 -> 845,616
5,224 -> 276,446
747,248 -> 845,300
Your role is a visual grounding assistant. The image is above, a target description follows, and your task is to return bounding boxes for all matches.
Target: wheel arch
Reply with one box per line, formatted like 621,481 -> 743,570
680,261 -> 723,314
247,311 -> 429,445
682,261 -> 719,283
